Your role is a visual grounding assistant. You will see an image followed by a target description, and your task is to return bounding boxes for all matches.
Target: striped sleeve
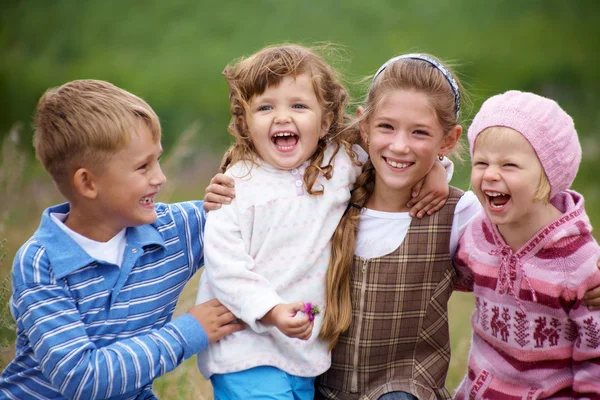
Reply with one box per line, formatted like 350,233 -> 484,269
566,254 -> 600,395
168,201 -> 206,275
10,243 -> 208,399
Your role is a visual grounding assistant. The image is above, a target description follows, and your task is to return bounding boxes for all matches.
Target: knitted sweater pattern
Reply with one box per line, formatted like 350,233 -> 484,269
454,190 -> 600,399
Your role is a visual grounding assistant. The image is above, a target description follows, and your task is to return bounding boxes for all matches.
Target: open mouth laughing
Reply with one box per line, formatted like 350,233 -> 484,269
485,190 -> 511,210
272,132 -> 299,151
140,194 -> 157,207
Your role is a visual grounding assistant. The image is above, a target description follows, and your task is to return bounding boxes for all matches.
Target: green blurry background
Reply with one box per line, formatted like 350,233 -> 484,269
1,1 -> 599,398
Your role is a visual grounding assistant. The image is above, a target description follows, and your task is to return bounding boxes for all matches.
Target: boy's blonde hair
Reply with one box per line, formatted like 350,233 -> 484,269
321,54 -> 466,348
34,79 -> 161,197
221,44 -> 360,194
475,127 -> 551,203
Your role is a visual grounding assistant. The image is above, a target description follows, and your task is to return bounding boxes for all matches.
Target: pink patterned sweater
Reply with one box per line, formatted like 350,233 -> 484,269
454,190 -> 600,400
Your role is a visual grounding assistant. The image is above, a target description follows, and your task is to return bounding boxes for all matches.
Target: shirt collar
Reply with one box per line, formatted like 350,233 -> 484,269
35,203 -> 166,279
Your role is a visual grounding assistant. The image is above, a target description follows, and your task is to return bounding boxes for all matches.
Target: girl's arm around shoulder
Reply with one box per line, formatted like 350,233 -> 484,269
450,194 -> 483,292
449,191 -> 482,259
406,156 -> 454,218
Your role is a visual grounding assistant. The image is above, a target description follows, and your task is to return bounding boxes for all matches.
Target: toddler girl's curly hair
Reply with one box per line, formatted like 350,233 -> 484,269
221,44 -> 360,195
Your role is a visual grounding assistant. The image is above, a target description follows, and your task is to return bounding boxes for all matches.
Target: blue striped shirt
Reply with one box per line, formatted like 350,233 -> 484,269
0,201 -> 208,400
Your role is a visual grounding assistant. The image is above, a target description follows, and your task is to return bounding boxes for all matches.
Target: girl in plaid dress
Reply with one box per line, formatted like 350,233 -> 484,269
316,54 -> 480,400
206,53 -> 477,399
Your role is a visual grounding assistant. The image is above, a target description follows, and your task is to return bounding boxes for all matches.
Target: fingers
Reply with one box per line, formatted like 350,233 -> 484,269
289,301 -> 306,314
203,187 -> 234,212
410,179 -> 424,200
418,196 -> 447,218
211,173 -> 235,187
295,321 -> 314,340
210,323 -> 246,343
426,198 -> 447,215
280,318 -> 313,340
583,286 -> 600,311
217,311 -> 239,324
408,193 -> 436,218
205,182 -> 235,199
203,174 -> 236,212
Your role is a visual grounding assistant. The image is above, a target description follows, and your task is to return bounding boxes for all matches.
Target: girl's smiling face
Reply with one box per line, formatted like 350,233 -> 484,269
361,88 -> 460,210
245,74 -> 332,170
471,127 -> 548,231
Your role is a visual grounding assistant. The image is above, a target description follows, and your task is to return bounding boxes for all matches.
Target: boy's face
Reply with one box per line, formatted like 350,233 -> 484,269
471,128 -> 545,230
93,121 -> 166,235
245,74 -> 331,170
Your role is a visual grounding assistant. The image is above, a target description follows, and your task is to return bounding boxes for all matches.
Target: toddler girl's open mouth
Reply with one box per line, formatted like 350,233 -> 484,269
485,191 -> 511,210
272,132 -> 298,151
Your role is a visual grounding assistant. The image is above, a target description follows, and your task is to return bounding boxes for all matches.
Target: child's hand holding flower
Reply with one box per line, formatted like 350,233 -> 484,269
260,302 -> 314,340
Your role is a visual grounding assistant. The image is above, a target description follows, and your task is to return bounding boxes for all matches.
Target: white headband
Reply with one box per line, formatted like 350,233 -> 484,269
371,53 -> 461,119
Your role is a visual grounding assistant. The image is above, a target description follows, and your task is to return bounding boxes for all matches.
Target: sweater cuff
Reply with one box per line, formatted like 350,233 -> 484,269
240,291 -> 284,333
170,313 -> 209,359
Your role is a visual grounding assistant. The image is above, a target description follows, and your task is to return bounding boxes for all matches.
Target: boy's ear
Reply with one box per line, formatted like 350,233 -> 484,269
320,111 -> 334,138
72,167 -> 98,200
441,125 -> 462,154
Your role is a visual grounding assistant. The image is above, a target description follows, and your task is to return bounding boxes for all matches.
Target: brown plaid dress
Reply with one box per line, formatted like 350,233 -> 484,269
316,187 -> 464,400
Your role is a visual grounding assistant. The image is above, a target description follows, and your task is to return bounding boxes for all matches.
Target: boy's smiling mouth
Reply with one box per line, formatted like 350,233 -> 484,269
140,194 -> 157,206
272,131 -> 299,151
485,190 -> 511,209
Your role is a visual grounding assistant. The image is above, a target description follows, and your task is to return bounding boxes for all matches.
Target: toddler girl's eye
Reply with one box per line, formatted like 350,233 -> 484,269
504,163 -> 517,168
257,105 -> 272,112
292,104 -> 308,109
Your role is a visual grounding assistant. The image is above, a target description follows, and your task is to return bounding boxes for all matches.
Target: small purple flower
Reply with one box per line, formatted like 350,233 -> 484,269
304,302 -> 321,321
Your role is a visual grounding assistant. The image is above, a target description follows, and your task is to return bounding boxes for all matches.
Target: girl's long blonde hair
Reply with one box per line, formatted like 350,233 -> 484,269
220,44 -> 360,194
320,54 -> 466,348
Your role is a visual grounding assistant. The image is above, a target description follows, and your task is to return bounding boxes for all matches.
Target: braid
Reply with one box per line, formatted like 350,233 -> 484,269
320,159 -> 375,348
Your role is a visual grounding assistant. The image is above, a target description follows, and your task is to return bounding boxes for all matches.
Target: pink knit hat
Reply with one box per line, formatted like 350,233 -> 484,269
467,90 -> 581,200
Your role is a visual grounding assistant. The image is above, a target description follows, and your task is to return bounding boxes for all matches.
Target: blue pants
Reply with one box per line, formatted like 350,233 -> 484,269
211,366 -> 315,400
379,392 -> 418,400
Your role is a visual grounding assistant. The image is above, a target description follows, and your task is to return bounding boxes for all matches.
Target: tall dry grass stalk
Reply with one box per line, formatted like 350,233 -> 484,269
0,124 -> 28,371
0,124 -> 27,236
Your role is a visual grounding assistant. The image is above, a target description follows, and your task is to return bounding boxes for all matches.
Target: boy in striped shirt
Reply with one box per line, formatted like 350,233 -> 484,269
0,79 -> 244,399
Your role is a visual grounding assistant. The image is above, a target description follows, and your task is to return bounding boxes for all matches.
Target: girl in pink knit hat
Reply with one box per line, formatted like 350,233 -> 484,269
204,69 -> 600,398
453,91 -> 600,399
